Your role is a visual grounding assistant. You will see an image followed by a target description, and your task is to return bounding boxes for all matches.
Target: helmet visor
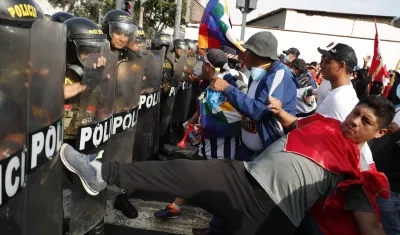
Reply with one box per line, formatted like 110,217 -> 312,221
108,21 -> 137,45
75,38 -> 110,63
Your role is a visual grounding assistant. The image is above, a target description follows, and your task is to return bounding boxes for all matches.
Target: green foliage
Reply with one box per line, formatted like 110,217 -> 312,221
136,0 -> 186,37
47,0 -> 187,35
47,0 -> 116,23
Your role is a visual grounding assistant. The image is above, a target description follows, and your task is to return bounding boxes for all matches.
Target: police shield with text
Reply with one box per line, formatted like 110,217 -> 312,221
62,17 -> 118,235
102,10 -> 143,219
0,0 -> 66,234
157,34 -> 176,136
171,39 -> 194,134
132,44 -> 165,161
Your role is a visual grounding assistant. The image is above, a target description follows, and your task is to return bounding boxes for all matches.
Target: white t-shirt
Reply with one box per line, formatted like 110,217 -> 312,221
314,78 -> 332,107
393,106 -> 400,126
316,84 -> 375,166
317,85 -> 358,121
241,79 -> 264,151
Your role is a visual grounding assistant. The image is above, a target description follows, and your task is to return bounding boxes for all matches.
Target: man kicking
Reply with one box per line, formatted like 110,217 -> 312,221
60,96 -> 393,235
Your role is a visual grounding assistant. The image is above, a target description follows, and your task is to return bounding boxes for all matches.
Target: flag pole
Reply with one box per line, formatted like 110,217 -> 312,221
390,59 -> 400,86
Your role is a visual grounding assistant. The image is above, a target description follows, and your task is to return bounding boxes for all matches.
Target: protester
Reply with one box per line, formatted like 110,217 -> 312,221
210,31 -> 297,160
298,43 -> 378,235
289,58 -> 317,88
154,49 -> 242,221
370,107 -> 400,235
282,47 -> 300,63
221,46 -> 248,93
59,95 -> 393,235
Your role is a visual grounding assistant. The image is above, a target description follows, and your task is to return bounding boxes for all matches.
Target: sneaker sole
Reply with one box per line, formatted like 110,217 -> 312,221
60,143 -> 99,196
154,215 -> 180,220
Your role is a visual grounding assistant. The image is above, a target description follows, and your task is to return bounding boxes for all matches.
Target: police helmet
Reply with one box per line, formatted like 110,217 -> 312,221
101,9 -> 137,49
173,39 -> 188,51
0,0 -> 44,23
136,26 -> 146,42
51,11 -> 74,23
64,17 -> 109,66
184,39 -> 196,51
151,32 -> 172,50
32,0 -> 45,19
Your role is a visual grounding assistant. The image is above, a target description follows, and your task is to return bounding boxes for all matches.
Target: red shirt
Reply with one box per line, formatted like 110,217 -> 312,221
285,113 -> 389,235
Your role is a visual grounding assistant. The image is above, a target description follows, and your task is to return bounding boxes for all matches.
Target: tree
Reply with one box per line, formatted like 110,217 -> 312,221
137,0 -> 186,38
47,0 -> 116,23
47,0 -> 186,37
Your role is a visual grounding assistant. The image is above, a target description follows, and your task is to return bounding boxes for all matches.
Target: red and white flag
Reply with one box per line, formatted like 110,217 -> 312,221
369,20 -> 388,83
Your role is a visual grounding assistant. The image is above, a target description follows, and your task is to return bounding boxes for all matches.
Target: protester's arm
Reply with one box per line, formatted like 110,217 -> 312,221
268,96 -> 298,131
219,70 -> 290,121
353,211 -> 385,235
345,186 -> 385,235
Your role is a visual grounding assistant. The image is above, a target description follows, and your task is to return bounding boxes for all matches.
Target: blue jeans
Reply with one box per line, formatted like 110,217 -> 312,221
377,192 -> 400,235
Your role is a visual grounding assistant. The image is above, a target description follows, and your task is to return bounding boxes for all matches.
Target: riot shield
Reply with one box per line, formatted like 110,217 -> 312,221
0,23 -> 30,235
158,51 -> 186,136
69,51 -> 118,235
132,48 -> 164,161
108,59 -> 144,198
171,55 -> 197,124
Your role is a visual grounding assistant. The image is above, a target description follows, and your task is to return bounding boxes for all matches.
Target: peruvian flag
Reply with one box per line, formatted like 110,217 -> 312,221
369,21 -> 388,83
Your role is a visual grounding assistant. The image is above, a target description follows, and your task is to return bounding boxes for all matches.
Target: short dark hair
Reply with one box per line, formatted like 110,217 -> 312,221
356,95 -> 395,128
345,66 -> 354,75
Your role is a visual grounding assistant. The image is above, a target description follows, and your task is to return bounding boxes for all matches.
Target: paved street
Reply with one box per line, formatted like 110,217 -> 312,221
64,190 -> 212,235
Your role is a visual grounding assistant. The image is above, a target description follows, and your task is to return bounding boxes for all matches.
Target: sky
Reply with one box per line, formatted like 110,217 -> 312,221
199,0 -> 399,24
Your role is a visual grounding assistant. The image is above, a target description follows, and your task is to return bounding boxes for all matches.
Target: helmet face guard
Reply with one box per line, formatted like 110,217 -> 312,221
108,21 -> 137,46
74,38 -> 110,64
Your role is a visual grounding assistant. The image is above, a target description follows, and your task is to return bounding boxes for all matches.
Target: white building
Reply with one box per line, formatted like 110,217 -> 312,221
186,8 -> 400,69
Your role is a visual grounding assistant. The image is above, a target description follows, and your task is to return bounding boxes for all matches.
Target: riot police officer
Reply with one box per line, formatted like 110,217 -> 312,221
102,9 -> 142,220
153,33 -> 177,149
62,17 -> 116,235
50,11 -> 74,23
171,39 -> 195,140
1,0 -> 66,234
101,9 -> 137,60
184,39 -> 196,57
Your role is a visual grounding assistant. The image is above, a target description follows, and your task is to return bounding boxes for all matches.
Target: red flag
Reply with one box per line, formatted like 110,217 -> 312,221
369,20 -> 387,83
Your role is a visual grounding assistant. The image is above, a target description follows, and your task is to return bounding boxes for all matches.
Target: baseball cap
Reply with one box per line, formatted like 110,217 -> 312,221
204,49 -> 228,69
317,43 -> 358,69
283,47 -> 300,57
243,31 -> 279,60
291,58 -> 307,72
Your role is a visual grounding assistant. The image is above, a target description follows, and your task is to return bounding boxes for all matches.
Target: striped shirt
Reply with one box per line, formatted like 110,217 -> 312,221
198,136 -> 240,159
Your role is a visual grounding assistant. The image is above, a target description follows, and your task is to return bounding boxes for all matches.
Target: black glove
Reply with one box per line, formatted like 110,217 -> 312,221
81,66 -> 107,90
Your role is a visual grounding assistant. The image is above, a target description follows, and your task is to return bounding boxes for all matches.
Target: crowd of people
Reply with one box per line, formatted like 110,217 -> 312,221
1,0 -> 400,234
61,28 -> 400,235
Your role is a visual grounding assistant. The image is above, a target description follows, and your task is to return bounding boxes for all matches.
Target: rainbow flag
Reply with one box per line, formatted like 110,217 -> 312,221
198,0 -> 244,52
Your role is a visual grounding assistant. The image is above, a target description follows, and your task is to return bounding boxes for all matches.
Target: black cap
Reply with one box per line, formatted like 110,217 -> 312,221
283,47 -> 300,57
243,31 -> 279,60
204,49 -> 228,69
317,43 -> 358,69
291,58 -> 307,72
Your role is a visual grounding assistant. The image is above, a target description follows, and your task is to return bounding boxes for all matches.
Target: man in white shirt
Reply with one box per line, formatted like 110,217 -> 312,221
316,43 -> 375,168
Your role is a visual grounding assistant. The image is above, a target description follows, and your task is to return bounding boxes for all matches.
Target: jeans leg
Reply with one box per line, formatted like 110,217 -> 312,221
209,215 -> 230,235
377,192 -> 400,235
